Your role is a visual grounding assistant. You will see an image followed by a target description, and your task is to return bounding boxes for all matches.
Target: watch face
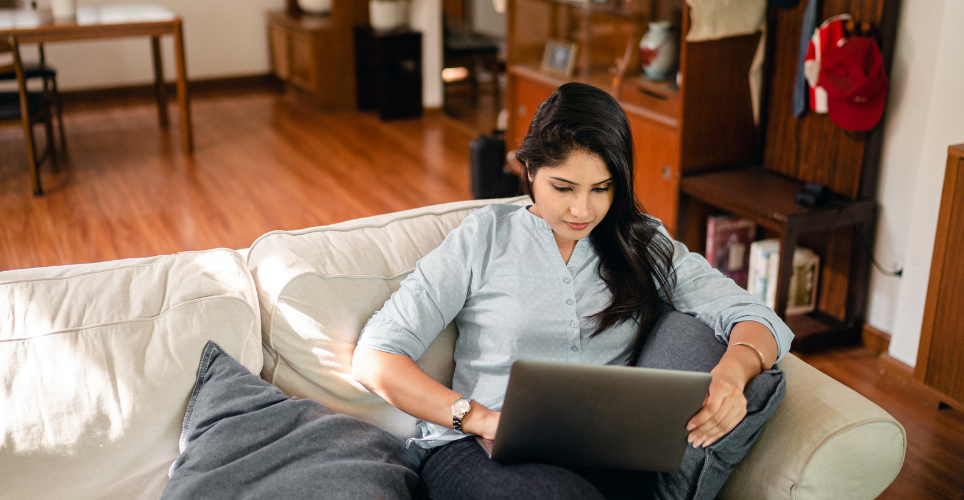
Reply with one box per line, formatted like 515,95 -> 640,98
454,399 -> 471,415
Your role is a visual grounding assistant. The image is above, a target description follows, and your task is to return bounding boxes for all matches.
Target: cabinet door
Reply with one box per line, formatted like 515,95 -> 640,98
288,31 -> 316,91
510,75 -> 556,150
627,113 -> 681,231
269,23 -> 290,81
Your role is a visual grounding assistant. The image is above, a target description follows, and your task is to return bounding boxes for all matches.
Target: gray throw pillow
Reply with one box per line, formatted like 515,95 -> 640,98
161,341 -> 420,500
637,306 -> 786,500
584,306 -> 786,500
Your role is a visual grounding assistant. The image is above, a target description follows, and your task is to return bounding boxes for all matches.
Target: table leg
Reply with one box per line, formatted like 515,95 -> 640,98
173,20 -> 193,154
151,35 -> 169,128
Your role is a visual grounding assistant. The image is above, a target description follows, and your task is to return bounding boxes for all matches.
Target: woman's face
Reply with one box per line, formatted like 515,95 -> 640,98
528,150 -> 615,245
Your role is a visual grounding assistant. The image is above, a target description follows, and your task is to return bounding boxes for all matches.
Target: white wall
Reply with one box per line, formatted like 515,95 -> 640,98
869,0 -> 964,366
37,0 -> 284,90
411,0 -> 443,108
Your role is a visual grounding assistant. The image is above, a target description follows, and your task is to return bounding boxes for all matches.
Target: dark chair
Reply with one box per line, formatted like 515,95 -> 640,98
0,0 -> 65,150
443,15 -> 501,107
1,35 -> 57,195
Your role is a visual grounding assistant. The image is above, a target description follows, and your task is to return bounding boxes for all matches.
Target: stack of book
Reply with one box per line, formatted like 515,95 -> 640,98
704,215 -> 756,289
747,239 -> 820,315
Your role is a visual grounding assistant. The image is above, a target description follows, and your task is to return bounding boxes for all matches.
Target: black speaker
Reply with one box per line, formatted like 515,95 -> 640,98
795,183 -> 831,208
354,26 -> 422,120
470,130 -> 520,200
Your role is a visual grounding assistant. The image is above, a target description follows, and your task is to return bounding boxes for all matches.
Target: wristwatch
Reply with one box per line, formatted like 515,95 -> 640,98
451,396 -> 472,433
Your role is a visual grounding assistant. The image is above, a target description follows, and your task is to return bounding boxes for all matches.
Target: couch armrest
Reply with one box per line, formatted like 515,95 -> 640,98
720,354 -> 906,500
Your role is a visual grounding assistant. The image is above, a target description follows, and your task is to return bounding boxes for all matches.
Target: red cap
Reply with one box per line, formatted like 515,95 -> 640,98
818,37 -> 888,132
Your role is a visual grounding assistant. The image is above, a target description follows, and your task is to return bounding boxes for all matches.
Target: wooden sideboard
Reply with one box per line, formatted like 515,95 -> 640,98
267,1 -> 368,110
913,143 -> 964,412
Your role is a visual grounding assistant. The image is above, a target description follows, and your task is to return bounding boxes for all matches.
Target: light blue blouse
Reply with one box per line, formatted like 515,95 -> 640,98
356,204 -> 793,449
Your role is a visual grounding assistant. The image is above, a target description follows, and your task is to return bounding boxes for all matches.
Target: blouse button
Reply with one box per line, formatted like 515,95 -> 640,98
569,320 -> 577,328
570,346 -> 579,352
562,277 -> 572,284
566,299 -> 574,305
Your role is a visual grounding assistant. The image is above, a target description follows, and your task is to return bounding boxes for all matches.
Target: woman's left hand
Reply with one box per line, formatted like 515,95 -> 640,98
685,368 -> 747,449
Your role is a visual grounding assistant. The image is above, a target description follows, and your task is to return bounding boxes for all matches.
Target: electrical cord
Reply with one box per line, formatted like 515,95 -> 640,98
837,205 -> 903,277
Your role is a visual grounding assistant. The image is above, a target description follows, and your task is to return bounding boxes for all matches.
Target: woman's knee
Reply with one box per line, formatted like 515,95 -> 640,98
636,307 -> 726,372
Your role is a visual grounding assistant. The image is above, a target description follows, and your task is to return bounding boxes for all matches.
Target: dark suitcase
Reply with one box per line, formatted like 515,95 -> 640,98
470,130 -> 520,199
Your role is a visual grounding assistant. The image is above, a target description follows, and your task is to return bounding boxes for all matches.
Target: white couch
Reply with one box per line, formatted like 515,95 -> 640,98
1,197 -> 906,500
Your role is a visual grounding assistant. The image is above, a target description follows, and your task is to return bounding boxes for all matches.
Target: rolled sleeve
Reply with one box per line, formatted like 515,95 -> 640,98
660,225 -> 794,362
356,210 -> 489,360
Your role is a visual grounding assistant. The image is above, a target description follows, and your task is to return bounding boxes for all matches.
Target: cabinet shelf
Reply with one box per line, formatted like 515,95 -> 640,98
679,167 -> 876,350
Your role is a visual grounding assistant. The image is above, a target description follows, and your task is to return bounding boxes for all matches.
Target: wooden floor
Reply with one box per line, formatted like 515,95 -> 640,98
0,87 -> 481,270
1,88 -> 962,498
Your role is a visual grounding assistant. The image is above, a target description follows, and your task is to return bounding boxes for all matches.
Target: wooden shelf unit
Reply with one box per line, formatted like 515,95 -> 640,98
679,167 -> 876,349
677,0 -> 901,349
505,0 -> 902,349
505,0 -> 760,231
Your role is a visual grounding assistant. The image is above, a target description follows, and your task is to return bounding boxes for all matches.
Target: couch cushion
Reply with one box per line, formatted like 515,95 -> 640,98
161,341 -> 419,500
247,196 -> 529,438
0,250 -> 262,500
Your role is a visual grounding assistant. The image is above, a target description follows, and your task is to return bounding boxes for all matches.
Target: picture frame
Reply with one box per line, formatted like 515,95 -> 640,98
541,39 -> 579,78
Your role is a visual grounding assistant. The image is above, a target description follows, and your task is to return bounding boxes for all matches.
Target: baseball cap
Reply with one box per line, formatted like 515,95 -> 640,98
818,37 -> 888,132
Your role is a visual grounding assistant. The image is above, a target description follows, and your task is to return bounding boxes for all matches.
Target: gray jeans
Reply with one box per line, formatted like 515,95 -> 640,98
417,307 -> 787,500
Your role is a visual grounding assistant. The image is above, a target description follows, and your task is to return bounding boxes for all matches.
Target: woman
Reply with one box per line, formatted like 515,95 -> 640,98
353,82 -> 792,499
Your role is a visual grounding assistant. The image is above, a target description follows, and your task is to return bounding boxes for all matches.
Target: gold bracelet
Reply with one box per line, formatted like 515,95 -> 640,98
730,342 -> 767,373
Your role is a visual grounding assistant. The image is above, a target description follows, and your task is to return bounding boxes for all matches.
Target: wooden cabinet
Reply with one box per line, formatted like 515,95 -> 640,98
627,112 -> 679,226
914,143 -> 964,411
505,0 -> 759,231
267,4 -> 368,111
509,74 -> 555,150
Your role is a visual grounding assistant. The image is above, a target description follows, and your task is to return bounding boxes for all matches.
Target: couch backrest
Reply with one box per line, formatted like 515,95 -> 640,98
0,250 -> 262,500
247,196 -> 529,438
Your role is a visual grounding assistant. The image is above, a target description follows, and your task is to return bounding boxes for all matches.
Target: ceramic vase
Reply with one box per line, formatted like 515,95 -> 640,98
50,0 -> 76,19
369,0 -> 407,31
298,0 -> 332,15
639,21 -> 678,81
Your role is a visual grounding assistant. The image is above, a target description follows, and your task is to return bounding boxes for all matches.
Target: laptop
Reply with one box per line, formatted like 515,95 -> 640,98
475,359 -> 711,472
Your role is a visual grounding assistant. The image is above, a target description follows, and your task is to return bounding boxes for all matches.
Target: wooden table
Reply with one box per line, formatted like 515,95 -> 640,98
0,4 -> 193,153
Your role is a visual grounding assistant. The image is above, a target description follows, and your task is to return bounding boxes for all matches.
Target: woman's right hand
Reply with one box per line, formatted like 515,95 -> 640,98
462,404 -> 501,441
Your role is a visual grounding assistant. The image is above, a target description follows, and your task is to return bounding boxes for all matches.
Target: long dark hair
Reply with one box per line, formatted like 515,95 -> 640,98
515,82 -> 677,365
